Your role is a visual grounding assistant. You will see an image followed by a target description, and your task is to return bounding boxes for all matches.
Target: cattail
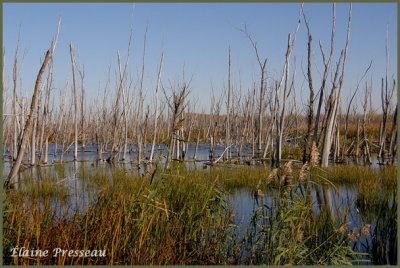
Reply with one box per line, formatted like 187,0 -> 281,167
256,179 -> 262,190
256,189 -> 264,197
298,162 -> 310,182
338,222 -> 351,235
266,168 -> 278,184
361,224 -> 371,237
282,161 -> 293,177
281,161 -> 293,184
347,228 -> 359,242
310,142 -> 319,167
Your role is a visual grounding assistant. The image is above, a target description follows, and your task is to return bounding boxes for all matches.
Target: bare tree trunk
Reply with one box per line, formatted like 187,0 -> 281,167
5,17 -> 60,187
321,3 -> 351,167
194,127 -> 200,161
250,85 -> 256,157
109,23 -> 132,162
164,82 -> 188,164
321,51 -> 344,167
313,4 -> 336,146
355,119 -> 360,159
362,81 -> 372,164
388,104 -> 397,163
78,65 -> 85,150
276,8 -> 301,167
137,24 -> 148,165
30,113 -> 38,165
379,27 -> 396,164
39,57 -> 54,164
69,42 -> 79,161
225,47 -> 232,160
5,50 -> 52,187
12,32 -> 21,161
149,52 -> 164,162
302,14 -> 314,164
342,62 -> 371,161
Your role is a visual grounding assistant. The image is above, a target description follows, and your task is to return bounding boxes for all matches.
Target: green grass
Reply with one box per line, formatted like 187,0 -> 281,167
313,165 -> 397,190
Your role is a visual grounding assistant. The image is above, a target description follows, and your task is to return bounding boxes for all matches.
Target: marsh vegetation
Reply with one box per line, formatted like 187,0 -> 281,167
2,3 -> 397,265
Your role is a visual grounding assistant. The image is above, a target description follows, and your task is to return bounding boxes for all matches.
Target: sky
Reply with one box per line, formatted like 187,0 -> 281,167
3,2 -> 398,115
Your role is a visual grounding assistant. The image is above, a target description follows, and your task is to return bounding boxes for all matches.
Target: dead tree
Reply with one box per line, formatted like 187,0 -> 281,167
342,61 -> 371,161
149,52 -> 164,162
54,80 -> 68,160
361,81 -> 372,164
321,3 -> 351,167
108,21 -> 133,162
6,51 -> 50,186
378,27 -> 396,163
137,23 -> 148,164
225,47 -> 232,160
234,25 -> 268,156
164,81 -> 190,164
11,28 -> 22,161
69,42 -> 79,161
5,17 -> 60,187
313,3 -> 336,146
275,4 -> 302,167
78,64 -> 85,150
40,57 -> 54,164
302,11 -> 314,164
388,104 -> 397,164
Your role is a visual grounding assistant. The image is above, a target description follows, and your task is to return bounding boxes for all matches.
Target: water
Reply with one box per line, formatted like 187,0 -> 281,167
227,184 -> 395,264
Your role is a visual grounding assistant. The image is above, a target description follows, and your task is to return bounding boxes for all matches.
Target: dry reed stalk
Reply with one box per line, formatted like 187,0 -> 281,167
361,224 -> 371,237
266,168 -> 278,184
347,228 -> 359,242
298,162 -> 309,182
310,142 -> 319,167
338,222 -> 351,235
281,161 -> 293,183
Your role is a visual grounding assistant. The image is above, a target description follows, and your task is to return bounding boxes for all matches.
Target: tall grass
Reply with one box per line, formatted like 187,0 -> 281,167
3,161 -> 395,265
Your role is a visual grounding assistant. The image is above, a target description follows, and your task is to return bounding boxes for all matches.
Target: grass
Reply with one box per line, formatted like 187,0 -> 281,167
313,165 -> 397,190
2,160 -> 396,265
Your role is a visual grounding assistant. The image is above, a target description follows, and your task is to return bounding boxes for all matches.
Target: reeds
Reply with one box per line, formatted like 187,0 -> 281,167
3,162 -> 396,265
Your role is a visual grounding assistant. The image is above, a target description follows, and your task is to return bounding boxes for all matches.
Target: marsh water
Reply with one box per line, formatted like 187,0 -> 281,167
3,142 -> 397,264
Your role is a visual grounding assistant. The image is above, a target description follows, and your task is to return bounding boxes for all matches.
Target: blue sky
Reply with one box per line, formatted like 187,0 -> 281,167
3,2 -> 397,114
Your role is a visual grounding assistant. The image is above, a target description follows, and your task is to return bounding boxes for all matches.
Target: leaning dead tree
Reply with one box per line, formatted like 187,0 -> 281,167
321,3 -> 351,167
313,4 -> 336,147
11,27 -> 23,161
149,52 -> 164,162
107,19 -> 133,162
5,17 -> 61,188
275,4 -> 302,167
39,55 -> 54,165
